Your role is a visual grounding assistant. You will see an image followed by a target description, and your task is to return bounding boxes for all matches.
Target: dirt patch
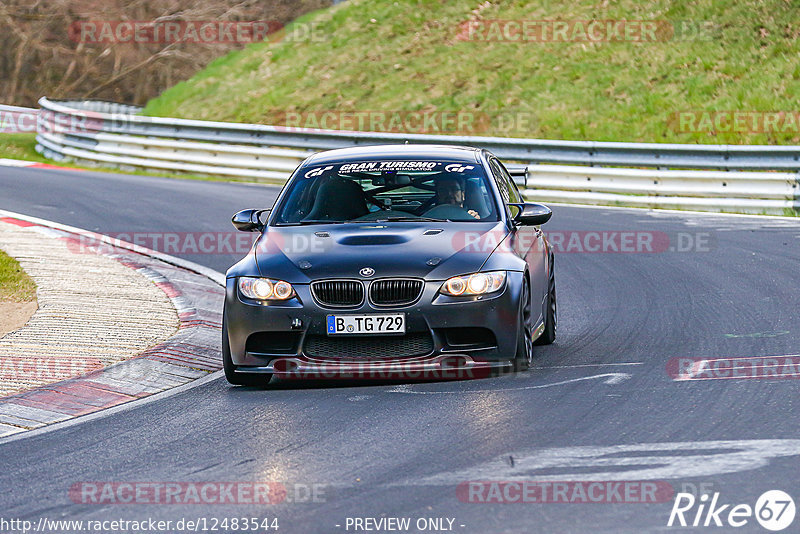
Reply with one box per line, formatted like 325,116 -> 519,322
0,300 -> 37,337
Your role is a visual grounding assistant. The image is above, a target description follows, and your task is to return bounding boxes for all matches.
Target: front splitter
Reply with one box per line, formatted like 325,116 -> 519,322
236,354 -> 512,380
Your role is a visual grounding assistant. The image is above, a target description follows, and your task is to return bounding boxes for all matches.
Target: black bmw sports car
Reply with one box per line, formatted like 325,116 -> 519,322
223,144 -> 555,385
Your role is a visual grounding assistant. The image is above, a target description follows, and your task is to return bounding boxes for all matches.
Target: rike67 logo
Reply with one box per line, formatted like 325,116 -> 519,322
668,490 -> 796,531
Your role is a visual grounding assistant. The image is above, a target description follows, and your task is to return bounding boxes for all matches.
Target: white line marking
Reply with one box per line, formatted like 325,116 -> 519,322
401,439 -> 800,485
0,158 -> 37,167
386,373 -> 632,395
724,331 -> 789,339
531,362 -> 643,369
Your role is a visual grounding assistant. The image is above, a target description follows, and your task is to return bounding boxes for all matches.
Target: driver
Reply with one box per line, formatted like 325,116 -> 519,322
434,176 -> 480,219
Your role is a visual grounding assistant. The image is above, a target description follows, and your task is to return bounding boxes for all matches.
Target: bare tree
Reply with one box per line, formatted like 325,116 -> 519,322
0,0 -> 331,106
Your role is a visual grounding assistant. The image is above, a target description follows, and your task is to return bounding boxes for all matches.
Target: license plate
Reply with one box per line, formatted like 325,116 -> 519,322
326,314 -> 405,335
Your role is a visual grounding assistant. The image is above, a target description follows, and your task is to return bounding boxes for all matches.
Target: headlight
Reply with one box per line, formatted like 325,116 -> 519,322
440,272 -> 506,296
238,277 -> 295,301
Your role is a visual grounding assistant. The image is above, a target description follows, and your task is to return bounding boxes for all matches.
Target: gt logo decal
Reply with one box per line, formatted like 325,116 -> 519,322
445,164 -> 475,173
304,165 -> 333,178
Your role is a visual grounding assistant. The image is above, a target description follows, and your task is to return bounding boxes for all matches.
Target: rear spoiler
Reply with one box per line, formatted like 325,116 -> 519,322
504,164 -> 528,188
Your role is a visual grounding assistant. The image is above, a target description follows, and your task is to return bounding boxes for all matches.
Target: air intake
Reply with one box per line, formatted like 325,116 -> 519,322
304,333 -> 434,360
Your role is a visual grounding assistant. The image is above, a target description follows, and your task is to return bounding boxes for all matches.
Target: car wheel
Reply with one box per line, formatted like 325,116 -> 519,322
534,253 -> 557,346
222,312 -> 271,387
514,279 -> 534,371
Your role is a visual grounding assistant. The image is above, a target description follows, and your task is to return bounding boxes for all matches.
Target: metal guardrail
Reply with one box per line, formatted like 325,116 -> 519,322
0,104 -> 38,134
0,104 -> 38,114
521,165 -> 798,214
25,98 -> 800,215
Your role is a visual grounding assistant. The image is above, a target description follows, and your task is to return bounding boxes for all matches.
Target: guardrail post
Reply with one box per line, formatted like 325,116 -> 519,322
795,172 -> 800,213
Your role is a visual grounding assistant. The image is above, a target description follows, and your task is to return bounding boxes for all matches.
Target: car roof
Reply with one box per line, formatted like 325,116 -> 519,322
304,144 -> 483,165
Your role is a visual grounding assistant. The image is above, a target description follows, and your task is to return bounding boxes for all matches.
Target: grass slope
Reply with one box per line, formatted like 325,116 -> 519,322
0,249 -> 36,302
0,134 -> 50,164
144,0 -> 800,144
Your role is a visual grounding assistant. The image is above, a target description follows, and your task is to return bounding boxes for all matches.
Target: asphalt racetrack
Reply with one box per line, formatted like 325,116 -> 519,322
1,166 -> 799,533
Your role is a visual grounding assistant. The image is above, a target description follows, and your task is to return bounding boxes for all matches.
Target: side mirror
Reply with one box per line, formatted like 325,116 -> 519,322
232,209 -> 269,232
510,203 -> 552,226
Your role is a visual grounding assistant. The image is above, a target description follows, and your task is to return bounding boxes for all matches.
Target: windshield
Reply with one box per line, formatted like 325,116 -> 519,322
273,159 -> 499,224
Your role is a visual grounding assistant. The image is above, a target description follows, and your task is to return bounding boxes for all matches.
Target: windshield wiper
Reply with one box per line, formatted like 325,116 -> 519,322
378,216 -> 447,222
279,220 -> 349,226
280,217 -> 447,225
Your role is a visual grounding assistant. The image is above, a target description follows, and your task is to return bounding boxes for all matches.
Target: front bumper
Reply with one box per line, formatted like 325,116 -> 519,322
224,271 -> 524,377
236,354 -> 512,380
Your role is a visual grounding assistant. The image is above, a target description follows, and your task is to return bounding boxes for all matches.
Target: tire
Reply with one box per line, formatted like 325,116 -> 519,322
534,253 -> 557,346
222,312 -> 271,387
514,279 -> 534,372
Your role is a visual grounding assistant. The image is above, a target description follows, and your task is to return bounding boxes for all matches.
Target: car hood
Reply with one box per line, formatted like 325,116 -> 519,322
253,221 -> 508,283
